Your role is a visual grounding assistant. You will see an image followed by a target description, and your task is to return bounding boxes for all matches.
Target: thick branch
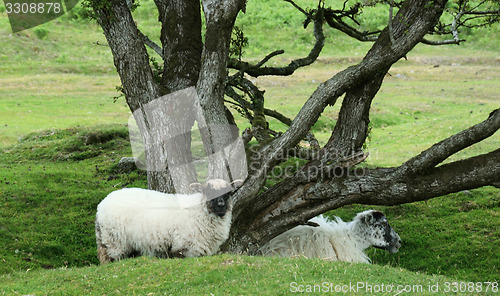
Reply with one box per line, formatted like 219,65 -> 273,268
229,0 -> 450,253
94,0 -> 161,112
244,147 -> 499,251
238,151 -> 368,229
232,0 -> 449,220
155,0 -> 202,93
396,108 -> 500,177
237,106 -> 500,251
326,69 -> 388,157
196,0 -> 246,180
93,0 -> 180,192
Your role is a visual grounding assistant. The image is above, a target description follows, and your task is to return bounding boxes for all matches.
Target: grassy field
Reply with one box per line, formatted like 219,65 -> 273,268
2,254 -> 492,296
0,0 -> 499,294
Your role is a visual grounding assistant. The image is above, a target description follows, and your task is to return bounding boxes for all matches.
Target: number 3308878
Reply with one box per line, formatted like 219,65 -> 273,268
5,2 -> 61,14
444,282 -> 498,293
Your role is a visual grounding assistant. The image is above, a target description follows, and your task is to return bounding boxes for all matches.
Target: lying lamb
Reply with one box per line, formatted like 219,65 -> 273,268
260,210 -> 401,263
95,179 -> 242,263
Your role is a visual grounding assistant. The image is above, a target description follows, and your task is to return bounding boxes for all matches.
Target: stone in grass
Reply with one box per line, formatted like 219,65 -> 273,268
113,157 -> 139,174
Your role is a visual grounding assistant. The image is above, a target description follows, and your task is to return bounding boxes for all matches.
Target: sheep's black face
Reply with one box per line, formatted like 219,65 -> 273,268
361,211 -> 402,253
207,192 -> 231,217
204,180 -> 233,217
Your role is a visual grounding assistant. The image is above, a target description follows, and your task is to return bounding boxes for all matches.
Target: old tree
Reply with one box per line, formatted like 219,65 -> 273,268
85,0 -> 500,253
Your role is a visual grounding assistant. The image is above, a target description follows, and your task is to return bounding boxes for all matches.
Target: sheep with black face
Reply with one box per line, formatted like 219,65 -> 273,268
95,179 -> 242,264
260,210 -> 401,263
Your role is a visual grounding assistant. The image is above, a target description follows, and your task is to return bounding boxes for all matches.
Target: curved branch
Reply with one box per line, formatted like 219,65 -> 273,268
227,11 -> 325,77
326,69 -> 388,157
323,6 -> 380,42
228,50 -> 285,77
420,38 -> 466,45
244,147 -> 499,250
230,0 -> 451,251
396,108 -> 500,177
244,107 -> 500,248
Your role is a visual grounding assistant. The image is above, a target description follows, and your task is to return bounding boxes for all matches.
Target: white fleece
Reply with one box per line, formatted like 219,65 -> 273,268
260,215 -> 372,263
95,187 -> 231,262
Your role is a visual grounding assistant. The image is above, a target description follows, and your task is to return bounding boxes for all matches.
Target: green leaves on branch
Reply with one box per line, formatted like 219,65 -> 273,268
80,0 -> 140,21
230,26 -> 248,61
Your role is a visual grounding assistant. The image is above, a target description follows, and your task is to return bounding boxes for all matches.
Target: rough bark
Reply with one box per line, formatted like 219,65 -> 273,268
196,0 -> 246,181
228,109 -> 500,254
232,0 -> 450,219
95,0 -> 207,193
93,0 -> 178,192
327,69 -> 388,156
94,1 -> 161,112
91,0 -> 499,256
155,0 -> 202,93
152,0 -> 203,192
227,0 -> 454,253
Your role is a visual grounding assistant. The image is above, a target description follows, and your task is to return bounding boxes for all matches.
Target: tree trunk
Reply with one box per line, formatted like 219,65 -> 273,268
93,0 -> 176,192
97,0 -> 205,193
327,69 -> 388,156
226,0 -> 455,254
196,0 -> 247,181
91,0 -> 499,256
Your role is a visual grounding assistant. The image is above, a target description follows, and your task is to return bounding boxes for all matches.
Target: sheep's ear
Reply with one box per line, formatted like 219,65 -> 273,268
361,213 -> 374,225
189,182 -> 204,193
231,179 -> 244,188
371,211 -> 385,221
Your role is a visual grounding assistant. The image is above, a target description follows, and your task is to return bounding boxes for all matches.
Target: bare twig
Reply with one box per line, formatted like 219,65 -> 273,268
420,38 -> 466,45
137,30 -> 164,59
283,0 -> 309,16
254,50 -> 285,69
93,41 -> 109,47
228,7 -> 325,77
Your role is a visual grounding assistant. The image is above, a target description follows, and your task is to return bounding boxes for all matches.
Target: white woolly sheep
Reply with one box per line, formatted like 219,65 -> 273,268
95,179 -> 242,263
259,210 -> 401,263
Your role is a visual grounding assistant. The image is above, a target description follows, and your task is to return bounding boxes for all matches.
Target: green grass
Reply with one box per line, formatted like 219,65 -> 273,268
0,74 -> 128,146
328,190 -> 500,283
0,124 -> 497,287
0,5 -> 128,147
0,125 -> 146,274
0,0 -> 499,293
3,254 -> 486,296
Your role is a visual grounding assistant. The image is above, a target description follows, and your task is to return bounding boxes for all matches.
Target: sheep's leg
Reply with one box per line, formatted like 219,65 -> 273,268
97,243 -> 113,264
96,222 -> 113,264
96,222 -> 126,264
167,248 -> 187,258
